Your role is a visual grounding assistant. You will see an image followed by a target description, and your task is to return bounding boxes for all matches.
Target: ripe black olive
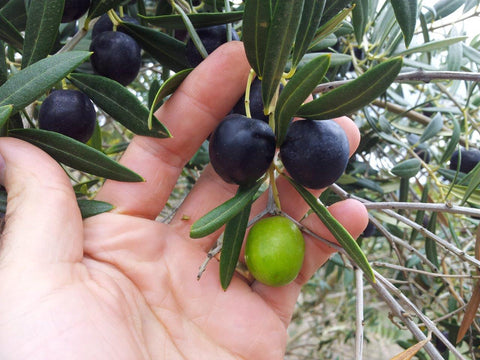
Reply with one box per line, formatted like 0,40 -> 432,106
209,114 -> 276,185
280,119 -> 350,189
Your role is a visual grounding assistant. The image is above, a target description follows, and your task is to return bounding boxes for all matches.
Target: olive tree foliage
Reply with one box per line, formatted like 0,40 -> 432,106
0,0 -> 479,358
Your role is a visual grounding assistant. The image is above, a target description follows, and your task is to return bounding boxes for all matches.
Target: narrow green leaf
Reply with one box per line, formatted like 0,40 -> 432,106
242,0 -> 272,77
220,203 -> 252,290
440,118 -> 460,164
320,0 -> 352,25
262,0 -> 305,110
174,3 -> 208,60
87,0 -> 124,20
449,184 -> 480,207
391,0 -> 417,48
391,158 -> 421,178
9,128 -> 144,182
288,52 -> 350,70
351,0 -> 368,43
120,22 -> 189,72
148,68 -> 192,129
86,121 -> 102,152
77,199 -> 114,218
0,0 -> 27,32
423,0 -> 465,22
419,112 -> 443,143
296,57 -> 403,119
0,41 -> 7,86
0,13 -> 23,49
21,0 -> 64,68
309,7 -> 353,49
275,54 -> 330,145
460,161 -> 480,206
140,11 -> 243,29
190,180 -> 264,238
446,27 -> 463,71
286,176 -> 375,282
68,73 -> 170,139
425,212 -> 439,268
0,104 -> 12,128
148,79 -> 161,110
0,51 -> 91,112
291,0 -> 326,68
395,36 -> 467,56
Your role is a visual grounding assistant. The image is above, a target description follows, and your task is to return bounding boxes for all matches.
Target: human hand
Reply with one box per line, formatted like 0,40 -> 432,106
0,41 -> 368,360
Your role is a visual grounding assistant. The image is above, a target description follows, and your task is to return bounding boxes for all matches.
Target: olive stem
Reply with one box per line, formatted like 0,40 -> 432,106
268,164 -> 281,212
244,69 -> 256,119
107,9 -> 122,30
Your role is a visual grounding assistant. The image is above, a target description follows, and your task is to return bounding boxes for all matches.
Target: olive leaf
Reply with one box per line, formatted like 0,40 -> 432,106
391,0 -> 418,48
87,0 -> 124,21
0,104 -> 12,128
0,51 -> 91,112
9,128 -> 144,182
190,180 -> 264,239
351,0 -> 368,43
77,199 -> 114,218
309,6 -> 353,50
291,0 -> 326,68
261,0 -> 304,110
68,73 -> 171,139
148,68 -> 193,129
0,13 -> 23,50
275,54 -> 330,145
242,0 -> 272,77
320,0 -> 353,26
219,203 -> 252,290
296,57 -> 403,119
140,11 -> 244,29
418,112 -> 443,143
440,118 -> 460,164
391,158 -> 421,178
21,0 -> 64,68
0,0 -> 27,32
285,175 -> 375,282
120,22 -> 189,72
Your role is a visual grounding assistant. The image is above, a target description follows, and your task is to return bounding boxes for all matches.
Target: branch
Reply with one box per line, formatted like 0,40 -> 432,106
313,70 -> 480,94
364,201 -> 480,217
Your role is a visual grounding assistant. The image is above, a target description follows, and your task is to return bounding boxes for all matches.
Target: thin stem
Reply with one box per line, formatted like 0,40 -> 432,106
364,201 -> 480,217
355,268 -> 364,360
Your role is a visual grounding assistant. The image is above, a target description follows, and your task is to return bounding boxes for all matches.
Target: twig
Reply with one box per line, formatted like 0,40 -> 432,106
330,184 -> 480,270
57,18 -> 98,54
374,271 -> 467,360
313,70 -> 480,95
372,262 -> 480,279
364,201 -> 480,217
355,268 -> 364,360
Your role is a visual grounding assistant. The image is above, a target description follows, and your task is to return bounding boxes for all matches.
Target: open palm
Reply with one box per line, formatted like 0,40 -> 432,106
0,42 -> 367,360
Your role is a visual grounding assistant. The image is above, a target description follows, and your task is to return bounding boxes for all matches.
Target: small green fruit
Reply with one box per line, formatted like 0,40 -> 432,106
245,216 -> 305,287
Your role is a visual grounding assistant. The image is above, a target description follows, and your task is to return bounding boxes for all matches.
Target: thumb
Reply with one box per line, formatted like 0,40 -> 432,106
0,137 -> 83,265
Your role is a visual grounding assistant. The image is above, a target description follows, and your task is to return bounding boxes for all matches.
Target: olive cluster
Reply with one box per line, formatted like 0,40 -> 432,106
39,2 -> 142,143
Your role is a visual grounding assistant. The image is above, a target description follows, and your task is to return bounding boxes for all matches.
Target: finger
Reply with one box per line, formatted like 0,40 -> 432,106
95,41 -> 251,219
170,116 -> 361,247
0,138 -> 83,264
251,199 -> 368,326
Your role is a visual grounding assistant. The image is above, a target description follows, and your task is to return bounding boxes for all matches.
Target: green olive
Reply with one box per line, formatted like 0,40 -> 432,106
245,216 -> 305,287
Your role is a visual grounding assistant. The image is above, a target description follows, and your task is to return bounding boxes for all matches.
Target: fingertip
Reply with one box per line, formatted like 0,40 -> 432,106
333,116 -> 361,157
